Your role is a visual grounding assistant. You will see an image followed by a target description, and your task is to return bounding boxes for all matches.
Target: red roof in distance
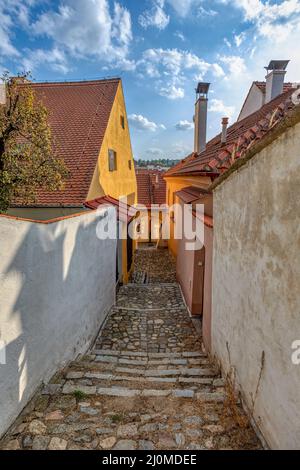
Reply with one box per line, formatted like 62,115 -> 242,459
136,169 -> 167,207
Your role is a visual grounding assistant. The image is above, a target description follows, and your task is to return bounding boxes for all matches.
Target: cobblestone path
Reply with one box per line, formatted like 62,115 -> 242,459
0,249 -> 261,450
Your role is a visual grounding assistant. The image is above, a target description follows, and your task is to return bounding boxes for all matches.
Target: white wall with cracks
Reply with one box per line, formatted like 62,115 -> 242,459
0,207 -> 117,437
212,122 -> 300,450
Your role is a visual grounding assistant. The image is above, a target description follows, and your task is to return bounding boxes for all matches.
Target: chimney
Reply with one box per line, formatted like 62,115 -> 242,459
194,82 -> 210,154
265,60 -> 289,103
221,117 -> 229,145
0,83 -> 6,105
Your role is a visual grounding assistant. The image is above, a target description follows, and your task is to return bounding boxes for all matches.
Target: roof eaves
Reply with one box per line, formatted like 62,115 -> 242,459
210,103 -> 300,191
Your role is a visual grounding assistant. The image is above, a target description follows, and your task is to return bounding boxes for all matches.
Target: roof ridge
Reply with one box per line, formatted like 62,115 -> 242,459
30,78 -> 121,87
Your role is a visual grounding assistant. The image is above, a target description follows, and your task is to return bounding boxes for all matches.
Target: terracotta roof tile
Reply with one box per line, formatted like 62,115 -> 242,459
165,86 -> 299,178
175,186 -> 210,204
84,195 -> 136,223
15,78 -> 120,207
136,169 -> 166,207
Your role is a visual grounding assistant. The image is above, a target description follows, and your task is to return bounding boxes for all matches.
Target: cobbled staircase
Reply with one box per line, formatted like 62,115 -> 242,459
0,251 -> 261,451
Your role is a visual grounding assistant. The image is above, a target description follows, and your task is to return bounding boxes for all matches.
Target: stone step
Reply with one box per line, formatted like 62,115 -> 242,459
68,362 -> 219,379
64,371 -> 224,389
90,355 -> 210,368
61,384 -> 226,401
91,349 -> 207,359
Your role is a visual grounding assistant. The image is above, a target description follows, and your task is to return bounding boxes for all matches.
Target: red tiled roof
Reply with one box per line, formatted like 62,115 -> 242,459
84,195 -> 136,223
136,170 -> 166,207
175,186 -> 210,204
15,78 -> 120,207
165,86 -> 300,178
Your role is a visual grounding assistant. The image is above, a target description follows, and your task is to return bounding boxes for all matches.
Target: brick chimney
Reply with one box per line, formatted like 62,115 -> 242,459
265,60 -> 289,103
194,82 -> 210,154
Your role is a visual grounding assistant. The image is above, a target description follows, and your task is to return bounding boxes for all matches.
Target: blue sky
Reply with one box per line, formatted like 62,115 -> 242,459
1,0 -> 300,160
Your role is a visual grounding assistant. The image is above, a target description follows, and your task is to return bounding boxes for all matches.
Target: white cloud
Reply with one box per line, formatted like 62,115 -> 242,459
159,84 -> 185,99
227,0 -> 300,42
138,48 -> 224,99
128,114 -> 166,131
197,6 -> 218,17
139,0 -> 170,30
174,31 -> 185,41
175,120 -> 194,131
219,55 -> 247,78
209,98 -> 235,118
234,32 -> 246,47
166,0 -> 200,17
32,0 -> 133,62
22,47 -> 69,74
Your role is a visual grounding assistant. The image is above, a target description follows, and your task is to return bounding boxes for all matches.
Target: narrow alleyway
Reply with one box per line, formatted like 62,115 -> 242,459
0,249 -> 261,450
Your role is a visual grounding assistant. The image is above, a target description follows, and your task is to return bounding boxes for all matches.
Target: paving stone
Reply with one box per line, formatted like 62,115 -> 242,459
196,392 -> 225,403
79,406 -> 99,416
48,437 -> 68,450
184,416 -> 204,426
139,440 -> 155,450
28,420 -> 47,435
45,410 -> 64,421
42,384 -> 62,395
96,428 -> 114,435
113,440 -> 137,450
172,389 -> 194,398
0,249 -> 261,453
117,424 -> 138,438
175,433 -> 185,447
32,436 -> 50,450
66,372 -> 84,379
97,387 -> 139,397
158,435 -> 176,449
22,435 -> 33,449
4,439 -> 21,450
204,425 -> 225,434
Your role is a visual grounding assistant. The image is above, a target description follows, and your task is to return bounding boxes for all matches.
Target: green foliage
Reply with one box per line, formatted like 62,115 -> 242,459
0,72 -> 68,212
73,390 -> 87,400
134,158 -> 180,168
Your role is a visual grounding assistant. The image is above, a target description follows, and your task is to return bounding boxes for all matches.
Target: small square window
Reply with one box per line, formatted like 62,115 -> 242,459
108,149 -> 117,172
128,160 -> 132,170
120,115 -> 125,129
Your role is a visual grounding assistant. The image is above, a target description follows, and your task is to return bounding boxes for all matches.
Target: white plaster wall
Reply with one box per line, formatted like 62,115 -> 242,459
238,84 -> 264,121
212,122 -> 300,449
0,208 -> 116,437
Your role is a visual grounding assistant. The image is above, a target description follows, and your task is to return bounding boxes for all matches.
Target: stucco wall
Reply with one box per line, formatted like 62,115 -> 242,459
6,207 -> 86,221
0,208 -> 116,437
87,82 -> 137,205
212,123 -> 300,449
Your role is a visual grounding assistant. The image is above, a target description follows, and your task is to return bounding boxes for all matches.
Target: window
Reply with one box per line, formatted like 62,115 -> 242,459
108,149 -> 117,172
128,160 -> 132,170
120,115 -> 125,129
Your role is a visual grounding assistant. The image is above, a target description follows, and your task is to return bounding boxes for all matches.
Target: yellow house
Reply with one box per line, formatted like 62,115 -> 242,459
8,78 -> 137,282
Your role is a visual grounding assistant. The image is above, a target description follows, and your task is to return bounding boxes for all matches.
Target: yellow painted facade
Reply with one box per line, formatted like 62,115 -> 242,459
87,81 -> 137,205
86,80 -> 137,284
165,175 -> 211,257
